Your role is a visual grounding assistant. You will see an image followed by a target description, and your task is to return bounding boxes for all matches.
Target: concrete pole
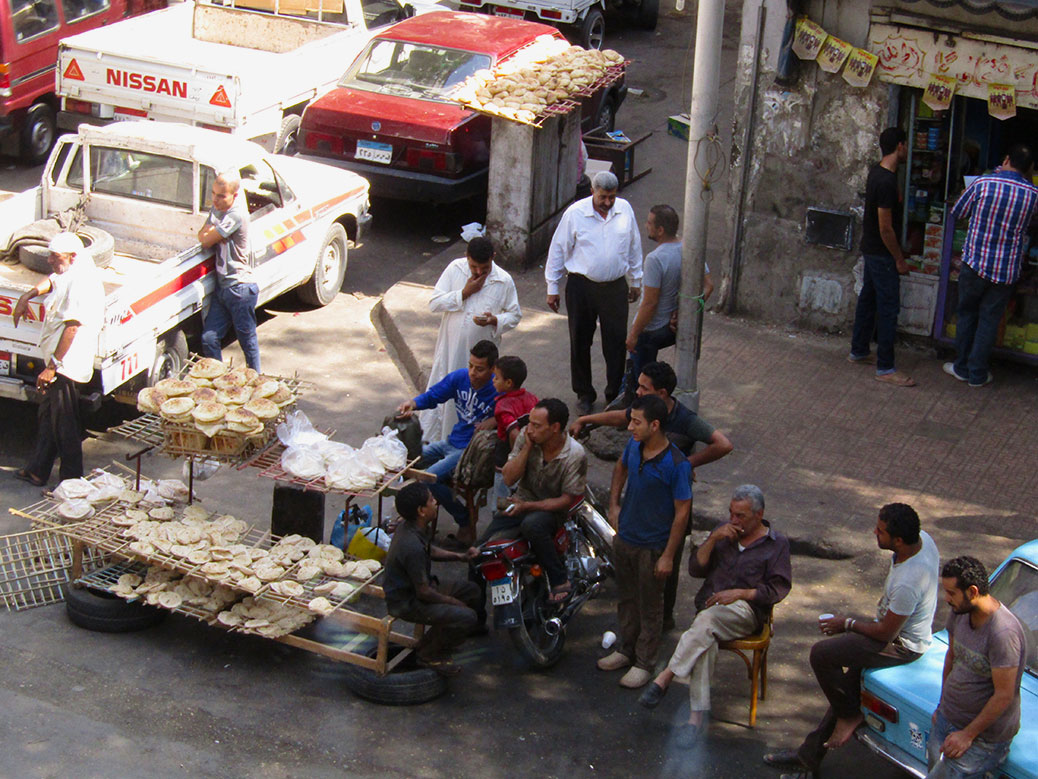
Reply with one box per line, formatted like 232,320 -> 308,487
674,0 -> 725,413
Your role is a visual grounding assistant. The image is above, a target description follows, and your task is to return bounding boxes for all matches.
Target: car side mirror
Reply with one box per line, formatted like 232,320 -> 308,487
403,3 -> 415,17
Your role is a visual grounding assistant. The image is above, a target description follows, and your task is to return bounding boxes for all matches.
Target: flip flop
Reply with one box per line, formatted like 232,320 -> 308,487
548,584 -> 572,604
14,469 -> 46,487
875,371 -> 916,387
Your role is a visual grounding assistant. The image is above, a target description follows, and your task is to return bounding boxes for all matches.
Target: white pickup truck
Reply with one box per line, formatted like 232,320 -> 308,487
0,121 -> 371,404
55,0 -> 437,152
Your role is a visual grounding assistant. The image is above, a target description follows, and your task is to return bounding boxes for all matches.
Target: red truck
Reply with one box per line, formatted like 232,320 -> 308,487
0,0 -> 163,164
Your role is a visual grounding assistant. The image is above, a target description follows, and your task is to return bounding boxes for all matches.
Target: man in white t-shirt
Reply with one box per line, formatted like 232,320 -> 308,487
13,232 -> 104,486
764,502 -> 940,777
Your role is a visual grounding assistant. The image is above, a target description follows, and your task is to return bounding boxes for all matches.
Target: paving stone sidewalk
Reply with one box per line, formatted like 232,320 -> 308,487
376,244 -> 1037,562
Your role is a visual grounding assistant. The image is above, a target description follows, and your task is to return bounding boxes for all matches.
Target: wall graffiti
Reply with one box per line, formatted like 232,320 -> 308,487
868,23 -> 1038,109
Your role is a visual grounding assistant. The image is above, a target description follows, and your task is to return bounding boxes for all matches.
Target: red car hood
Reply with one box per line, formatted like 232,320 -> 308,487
304,87 -> 474,146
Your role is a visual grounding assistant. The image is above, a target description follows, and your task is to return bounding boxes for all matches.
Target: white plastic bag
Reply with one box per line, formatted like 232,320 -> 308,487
281,446 -> 325,480
313,439 -> 355,466
325,453 -> 375,491
277,410 -> 328,448
363,428 -> 408,470
54,478 -> 93,501
460,222 -> 485,242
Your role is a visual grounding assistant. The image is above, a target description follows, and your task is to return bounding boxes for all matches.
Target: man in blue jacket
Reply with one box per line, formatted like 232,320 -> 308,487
397,339 -> 498,546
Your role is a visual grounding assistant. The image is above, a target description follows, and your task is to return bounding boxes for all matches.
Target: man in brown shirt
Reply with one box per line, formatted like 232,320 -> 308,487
479,398 -> 588,602
638,485 -> 792,747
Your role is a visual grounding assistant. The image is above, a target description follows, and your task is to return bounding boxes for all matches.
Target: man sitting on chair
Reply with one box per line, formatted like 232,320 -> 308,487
636,484 -> 791,748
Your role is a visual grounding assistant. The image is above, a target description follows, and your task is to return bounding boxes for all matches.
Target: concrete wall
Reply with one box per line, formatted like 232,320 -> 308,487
726,0 -> 1038,329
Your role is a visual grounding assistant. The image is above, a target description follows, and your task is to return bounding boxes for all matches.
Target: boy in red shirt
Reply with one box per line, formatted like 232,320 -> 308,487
491,356 -> 539,503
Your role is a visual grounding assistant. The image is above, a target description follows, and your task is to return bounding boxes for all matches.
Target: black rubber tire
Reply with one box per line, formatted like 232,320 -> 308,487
595,95 -> 618,133
64,585 -> 168,633
635,0 -> 658,30
341,646 -> 448,706
148,329 -> 189,386
20,103 -> 56,166
18,223 -> 115,274
508,576 -> 566,669
579,8 -> 605,50
297,223 -> 347,307
274,114 -> 302,156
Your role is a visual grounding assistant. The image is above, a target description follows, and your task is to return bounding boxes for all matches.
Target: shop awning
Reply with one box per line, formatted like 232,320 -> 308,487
899,0 -> 1038,21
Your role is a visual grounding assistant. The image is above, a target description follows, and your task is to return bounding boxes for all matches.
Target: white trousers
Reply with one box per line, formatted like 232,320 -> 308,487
667,600 -> 758,712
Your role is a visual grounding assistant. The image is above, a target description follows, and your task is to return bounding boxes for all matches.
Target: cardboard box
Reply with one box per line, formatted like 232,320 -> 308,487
667,114 -> 690,142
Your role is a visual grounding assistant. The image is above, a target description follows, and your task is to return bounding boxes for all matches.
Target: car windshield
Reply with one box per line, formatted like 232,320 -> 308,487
990,558 -> 1038,675
339,38 -> 491,102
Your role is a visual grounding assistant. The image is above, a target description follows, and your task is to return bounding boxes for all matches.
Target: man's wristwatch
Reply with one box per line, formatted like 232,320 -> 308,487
50,357 -> 63,371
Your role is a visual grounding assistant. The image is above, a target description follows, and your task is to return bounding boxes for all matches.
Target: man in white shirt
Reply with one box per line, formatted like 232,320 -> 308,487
13,232 -> 105,486
421,236 -> 521,442
546,171 -> 642,416
764,502 -> 940,778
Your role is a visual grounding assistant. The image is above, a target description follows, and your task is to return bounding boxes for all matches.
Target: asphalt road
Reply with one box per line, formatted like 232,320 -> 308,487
0,9 -> 914,778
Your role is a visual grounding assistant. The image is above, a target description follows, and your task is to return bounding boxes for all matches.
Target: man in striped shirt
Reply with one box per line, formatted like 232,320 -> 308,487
944,143 -> 1037,387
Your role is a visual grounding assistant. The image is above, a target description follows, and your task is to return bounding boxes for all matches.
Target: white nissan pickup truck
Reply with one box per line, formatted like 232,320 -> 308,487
0,121 -> 371,404
55,0 -> 441,153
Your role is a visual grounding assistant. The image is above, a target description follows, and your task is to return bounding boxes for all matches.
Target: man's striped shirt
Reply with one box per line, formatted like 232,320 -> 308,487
951,170 -> 1038,284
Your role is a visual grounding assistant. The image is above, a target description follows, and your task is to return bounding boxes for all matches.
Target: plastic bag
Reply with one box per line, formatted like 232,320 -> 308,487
54,478 -> 93,501
325,452 -> 380,491
277,409 -> 328,448
313,439 -> 355,466
362,428 -> 407,470
330,504 -> 372,550
460,222 -> 485,242
355,445 -> 386,476
88,471 -> 125,490
281,446 -> 325,480
347,526 -> 390,561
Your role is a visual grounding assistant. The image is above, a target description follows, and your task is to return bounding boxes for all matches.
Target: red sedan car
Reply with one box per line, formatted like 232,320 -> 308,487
299,10 -> 625,203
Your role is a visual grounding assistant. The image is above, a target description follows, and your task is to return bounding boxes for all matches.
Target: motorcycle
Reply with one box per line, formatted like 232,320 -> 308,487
473,490 -> 614,669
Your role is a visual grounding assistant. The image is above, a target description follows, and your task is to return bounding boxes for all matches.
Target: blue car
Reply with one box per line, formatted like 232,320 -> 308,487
858,540 -> 1038,778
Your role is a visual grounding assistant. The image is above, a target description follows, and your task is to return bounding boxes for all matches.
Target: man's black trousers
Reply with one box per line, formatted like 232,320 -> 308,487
565,273 -> 629,403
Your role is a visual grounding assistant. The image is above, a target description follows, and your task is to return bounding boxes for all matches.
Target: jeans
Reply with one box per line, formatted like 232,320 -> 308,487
26,373 -> 83,482
797,632 -> 920,771
850,253 -> 901,373
391,579 -> 481,660
480,509 -> 567,587
420,440 -> 468,526
926,711 -> 1011,779
202,282 -> 261,371
953,263 -> 1015,385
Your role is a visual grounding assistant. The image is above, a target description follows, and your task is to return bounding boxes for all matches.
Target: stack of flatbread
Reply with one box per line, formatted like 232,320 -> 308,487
137,357 -> 295,440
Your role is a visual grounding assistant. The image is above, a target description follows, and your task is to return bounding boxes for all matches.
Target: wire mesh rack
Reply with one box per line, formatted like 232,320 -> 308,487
75,560 -> 231,623
0,527 -> 111,611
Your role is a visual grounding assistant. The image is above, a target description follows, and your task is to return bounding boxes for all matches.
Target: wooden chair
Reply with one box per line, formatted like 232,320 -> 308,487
718,609 -> 773,727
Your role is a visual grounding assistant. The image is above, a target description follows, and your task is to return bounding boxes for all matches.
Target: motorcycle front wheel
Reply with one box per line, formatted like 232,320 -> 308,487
509,573 -> 567,669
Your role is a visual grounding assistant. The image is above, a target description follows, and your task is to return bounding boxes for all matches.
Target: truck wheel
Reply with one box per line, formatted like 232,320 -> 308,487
579,8 -> 606,50
148,330 -> 189,385
341,646 -> 447,705
635,0 -> 658,30
298,223 -> 347,307
20,103 -> 56,166
64,585 -> 168,633
18,224 -> 115,274
274,115 -> 302,156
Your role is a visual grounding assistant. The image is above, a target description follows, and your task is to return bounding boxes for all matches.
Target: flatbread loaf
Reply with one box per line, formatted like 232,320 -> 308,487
189,357 -> 228,379
244,398 -> 278,420
137,387 -> 167,413
160,397 -> 195,419
191,401 -> 227,423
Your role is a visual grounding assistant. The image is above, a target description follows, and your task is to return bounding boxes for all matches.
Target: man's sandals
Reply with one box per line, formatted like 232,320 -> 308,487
14,469 -> 46,487
548,583 -> 572,604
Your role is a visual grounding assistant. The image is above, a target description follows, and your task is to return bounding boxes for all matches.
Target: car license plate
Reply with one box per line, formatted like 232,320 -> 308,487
0,355 -> 9,375
490,577 -> 514,605
355,140 -> 392,165
492,5 -> 523,16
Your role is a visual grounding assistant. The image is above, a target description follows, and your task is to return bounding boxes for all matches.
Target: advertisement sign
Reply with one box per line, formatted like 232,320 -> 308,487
987,83 -> 1016,120
922,73 -> 956,112
843,48 -> 879,87
793,17 -> 827,61
817,36 -> 853,73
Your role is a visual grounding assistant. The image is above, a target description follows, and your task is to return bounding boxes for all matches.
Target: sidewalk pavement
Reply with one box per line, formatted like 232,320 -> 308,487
376,243 -> 1037,562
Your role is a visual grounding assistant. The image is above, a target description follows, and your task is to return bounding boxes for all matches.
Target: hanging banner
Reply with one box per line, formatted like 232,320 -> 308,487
817,36 -> 853,73
987,83 -> 1017,120
843,48 -> 879,87
793,17 -> 827,61
922,73 -> 956,112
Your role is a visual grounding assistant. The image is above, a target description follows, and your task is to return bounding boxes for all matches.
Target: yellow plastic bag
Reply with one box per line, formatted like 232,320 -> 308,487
347,527 -> 388,562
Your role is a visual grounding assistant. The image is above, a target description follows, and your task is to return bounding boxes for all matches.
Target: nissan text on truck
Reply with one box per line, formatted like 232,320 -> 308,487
0,121 -> 371,404
54,0 -> 441,154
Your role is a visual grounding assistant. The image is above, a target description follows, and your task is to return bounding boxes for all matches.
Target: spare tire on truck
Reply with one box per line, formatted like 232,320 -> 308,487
9,218 -> 115,274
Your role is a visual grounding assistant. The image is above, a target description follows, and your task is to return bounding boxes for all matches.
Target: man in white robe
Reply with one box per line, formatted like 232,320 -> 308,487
420,236 -> 521,442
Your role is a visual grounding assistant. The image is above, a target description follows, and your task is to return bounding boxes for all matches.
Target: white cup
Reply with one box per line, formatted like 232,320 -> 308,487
819,613 -> 834,622
602,630 -> 617,649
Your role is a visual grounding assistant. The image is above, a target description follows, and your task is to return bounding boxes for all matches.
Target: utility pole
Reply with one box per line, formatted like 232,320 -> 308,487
674,0 -> 725,413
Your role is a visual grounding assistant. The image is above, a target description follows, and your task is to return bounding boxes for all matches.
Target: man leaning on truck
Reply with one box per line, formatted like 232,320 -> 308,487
199,171 -> 260,371
13,233 -> 104,487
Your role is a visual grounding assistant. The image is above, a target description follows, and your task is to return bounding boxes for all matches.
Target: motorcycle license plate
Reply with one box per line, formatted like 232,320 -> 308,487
490,577 -> 514,605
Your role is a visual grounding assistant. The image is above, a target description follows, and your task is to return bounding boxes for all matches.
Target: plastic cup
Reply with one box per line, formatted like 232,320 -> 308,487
602,630 -> 617,649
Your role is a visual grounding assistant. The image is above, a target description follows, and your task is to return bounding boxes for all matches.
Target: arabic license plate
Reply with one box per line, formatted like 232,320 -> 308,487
490,577 -> 514,605
355,140 -> 392,165
492,5 -> 524,16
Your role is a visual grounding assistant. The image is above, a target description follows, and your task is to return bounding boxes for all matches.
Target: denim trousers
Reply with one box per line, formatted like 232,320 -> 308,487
480,509 -> 567,587
850,253 -> 901,372
202,282 -> 261,371
420,440 -> 468,526
953,263 -> 1015,385
925,711 -> 1011,779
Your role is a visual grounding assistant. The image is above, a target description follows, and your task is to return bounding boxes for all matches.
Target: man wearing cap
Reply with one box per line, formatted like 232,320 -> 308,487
12,232 -> 105,486
199,171 -> 260,371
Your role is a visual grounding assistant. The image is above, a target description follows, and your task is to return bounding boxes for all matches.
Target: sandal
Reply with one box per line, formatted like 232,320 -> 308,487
548,584 -> 572,604
875,371 -> 916,387
14,469 -> 45,487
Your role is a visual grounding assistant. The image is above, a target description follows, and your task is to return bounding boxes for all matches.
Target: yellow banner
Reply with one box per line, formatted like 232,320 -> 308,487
842,48 -> 879,87
988,83 -> 1016,120
817,36 -> 853,74
922,73 -> 956,112
793,17 -> 827,61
